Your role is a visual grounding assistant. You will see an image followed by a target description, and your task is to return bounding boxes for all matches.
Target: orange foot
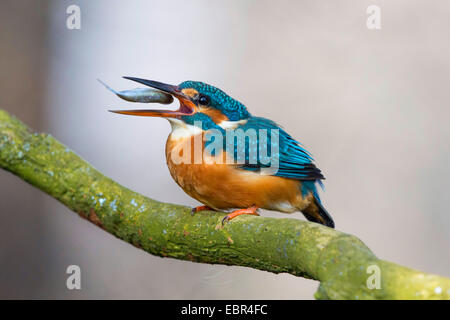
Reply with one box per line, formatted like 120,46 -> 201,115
191,205 -> 214,216
222,206 -> 260,225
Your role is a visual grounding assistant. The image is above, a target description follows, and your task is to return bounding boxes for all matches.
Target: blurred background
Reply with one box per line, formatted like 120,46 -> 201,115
0,0 -> 449,299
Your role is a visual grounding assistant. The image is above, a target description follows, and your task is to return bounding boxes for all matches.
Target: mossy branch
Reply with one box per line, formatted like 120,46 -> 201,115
0,109 -> 448,300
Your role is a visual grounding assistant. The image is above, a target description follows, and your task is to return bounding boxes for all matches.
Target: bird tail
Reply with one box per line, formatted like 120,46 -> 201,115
302,196 -> 335,228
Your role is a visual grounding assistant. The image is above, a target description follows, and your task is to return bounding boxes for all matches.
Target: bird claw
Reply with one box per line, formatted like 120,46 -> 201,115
191,205 -> 213,216
221,215 -> 230,226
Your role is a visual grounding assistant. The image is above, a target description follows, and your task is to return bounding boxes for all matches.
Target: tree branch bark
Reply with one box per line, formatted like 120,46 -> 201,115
0,109 -> 448,300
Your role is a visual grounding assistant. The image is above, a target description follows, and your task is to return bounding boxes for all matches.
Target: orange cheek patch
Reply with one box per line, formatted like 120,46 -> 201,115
199,107 -> 229,123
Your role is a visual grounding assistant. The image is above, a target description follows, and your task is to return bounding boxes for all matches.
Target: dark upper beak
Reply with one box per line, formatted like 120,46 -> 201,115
109,77 -> 196,118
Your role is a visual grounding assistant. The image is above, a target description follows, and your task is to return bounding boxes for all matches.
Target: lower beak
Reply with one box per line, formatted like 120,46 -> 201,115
109,77 -> 195,118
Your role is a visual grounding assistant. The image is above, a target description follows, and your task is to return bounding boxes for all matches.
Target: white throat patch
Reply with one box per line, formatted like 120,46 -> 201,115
168,118 -> 203,140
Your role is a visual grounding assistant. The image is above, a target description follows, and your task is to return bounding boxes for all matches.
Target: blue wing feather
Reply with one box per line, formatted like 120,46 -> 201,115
198,114 -> 325,182
232,117 -> 325,181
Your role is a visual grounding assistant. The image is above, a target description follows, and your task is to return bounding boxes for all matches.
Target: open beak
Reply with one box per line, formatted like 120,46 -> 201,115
109,77 -> 196,118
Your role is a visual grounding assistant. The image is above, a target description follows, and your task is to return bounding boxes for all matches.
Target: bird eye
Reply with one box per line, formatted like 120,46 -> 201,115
198,95 -> 210,106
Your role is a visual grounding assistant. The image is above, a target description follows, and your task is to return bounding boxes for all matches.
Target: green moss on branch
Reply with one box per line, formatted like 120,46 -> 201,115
0,109 -> 449,300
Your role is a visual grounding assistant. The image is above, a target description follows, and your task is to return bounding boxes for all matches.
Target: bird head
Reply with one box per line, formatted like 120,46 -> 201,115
110,77 -> 251,126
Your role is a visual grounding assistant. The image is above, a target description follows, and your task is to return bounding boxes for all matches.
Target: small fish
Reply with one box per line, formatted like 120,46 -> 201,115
98,78 -> 173,104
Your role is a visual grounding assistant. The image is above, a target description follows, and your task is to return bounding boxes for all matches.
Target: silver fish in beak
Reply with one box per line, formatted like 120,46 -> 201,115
98,78 -> 174,104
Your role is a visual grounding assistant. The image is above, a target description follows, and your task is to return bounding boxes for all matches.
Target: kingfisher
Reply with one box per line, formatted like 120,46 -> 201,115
109,77 -> 334,228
